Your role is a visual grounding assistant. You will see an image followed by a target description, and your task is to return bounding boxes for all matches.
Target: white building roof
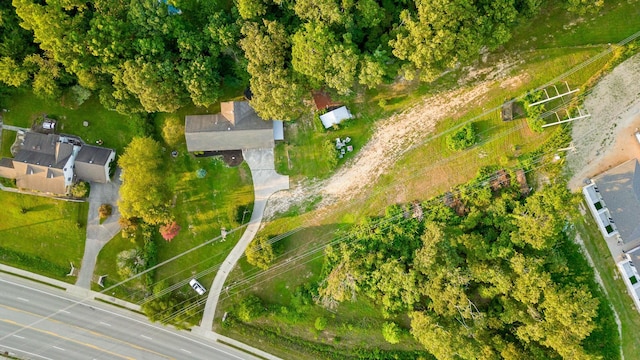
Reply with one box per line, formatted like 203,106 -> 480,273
273,120 -> 284,141
320,106 -> 353,129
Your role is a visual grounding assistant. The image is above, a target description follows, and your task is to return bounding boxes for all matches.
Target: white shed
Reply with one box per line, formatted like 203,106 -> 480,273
273,120 -> 284,140
320,106 -> 354,129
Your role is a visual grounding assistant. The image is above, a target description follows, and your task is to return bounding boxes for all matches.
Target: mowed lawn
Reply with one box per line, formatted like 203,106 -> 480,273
0,191 -> 88,283
2,89 -> 137,155
94,113 -> 255,301
275,112 -> 375,181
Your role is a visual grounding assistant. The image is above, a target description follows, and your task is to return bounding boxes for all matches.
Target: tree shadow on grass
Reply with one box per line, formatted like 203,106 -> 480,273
28,203 -> 54,212
0,218 -> 65,233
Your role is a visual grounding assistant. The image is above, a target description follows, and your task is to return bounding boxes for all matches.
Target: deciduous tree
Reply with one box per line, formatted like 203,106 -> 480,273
118,137 -> 170,225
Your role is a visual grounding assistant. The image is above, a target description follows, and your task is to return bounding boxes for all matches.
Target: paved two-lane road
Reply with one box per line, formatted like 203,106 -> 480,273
0,273 -> 258,360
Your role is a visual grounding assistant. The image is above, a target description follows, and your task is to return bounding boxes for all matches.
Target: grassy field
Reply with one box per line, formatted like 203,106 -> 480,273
0,130 -> 14,158
507,0 -> 640,51
275,112 -> 375,180
0,191 -> 87,282
575,204 -> 640,358
153,114 -> 255,282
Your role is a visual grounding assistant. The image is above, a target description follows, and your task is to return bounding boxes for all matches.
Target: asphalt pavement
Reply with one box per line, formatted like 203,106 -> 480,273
0,273 -> 259,360
76,169 -> 122,288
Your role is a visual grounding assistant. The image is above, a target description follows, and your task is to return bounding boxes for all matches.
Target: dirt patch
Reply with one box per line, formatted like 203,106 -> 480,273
567,53 -> 640,190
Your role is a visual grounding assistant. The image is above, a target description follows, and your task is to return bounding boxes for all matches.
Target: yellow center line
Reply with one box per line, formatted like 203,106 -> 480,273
0,304 -> 175,360
1,318 -> 135,360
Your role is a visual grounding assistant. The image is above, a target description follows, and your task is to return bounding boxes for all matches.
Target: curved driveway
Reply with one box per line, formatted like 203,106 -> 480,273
195,148 -> 289,336
76,170 -> 122,288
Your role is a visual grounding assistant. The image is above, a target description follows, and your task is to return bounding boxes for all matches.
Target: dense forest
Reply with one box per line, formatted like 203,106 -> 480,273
317,172 -> 616,359
0,0 -> 603,119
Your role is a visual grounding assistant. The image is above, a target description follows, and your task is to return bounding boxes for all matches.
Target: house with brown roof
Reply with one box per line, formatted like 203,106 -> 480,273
0,132 -> 115,195
185,101 -> 283,152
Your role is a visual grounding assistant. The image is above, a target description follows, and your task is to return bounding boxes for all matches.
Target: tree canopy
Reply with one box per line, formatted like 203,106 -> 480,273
0,0 -> 601,119
318,173 -> 607,359
118,137 -> 170,225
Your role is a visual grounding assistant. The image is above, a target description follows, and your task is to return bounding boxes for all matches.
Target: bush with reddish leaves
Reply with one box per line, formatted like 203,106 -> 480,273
159,221 -> 181,241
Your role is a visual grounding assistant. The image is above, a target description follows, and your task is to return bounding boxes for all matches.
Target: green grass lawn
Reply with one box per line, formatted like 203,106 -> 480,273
93,114 -> 255,306
92,233 -> 147,300
0,191 -> 87,283
154,113 -> 255,283
2,89 -> 138,155
507,0 -> 640,51
275,112 -> 375,181
1,130 -> 15,158
575,205 -> 640,358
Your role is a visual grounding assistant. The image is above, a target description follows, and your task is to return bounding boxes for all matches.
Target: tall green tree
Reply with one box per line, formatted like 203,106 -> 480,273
240,20 -> 305,120
319,181 -> 605,359
118,137 -> 170,225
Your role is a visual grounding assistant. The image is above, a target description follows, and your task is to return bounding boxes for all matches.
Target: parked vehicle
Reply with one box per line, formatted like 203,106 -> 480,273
189,279 -> 207,295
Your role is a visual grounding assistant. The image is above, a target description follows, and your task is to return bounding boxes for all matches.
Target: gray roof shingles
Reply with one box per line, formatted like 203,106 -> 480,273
595,159 -> 640,244
75,145 -> 114,166
185,101 -> 274,151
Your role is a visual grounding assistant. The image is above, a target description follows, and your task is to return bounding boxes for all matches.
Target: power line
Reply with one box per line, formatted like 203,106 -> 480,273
5,24 -> 639,343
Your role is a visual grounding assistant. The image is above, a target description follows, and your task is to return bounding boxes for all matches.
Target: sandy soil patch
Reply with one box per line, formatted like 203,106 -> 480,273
567,53 -> 640,190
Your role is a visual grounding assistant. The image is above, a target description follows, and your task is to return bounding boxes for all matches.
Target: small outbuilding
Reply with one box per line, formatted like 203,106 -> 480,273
320,106 -> 354,129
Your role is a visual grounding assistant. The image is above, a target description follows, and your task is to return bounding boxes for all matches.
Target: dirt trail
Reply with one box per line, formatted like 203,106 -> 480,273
567,53 -> 640,189
265,68 -> 526,219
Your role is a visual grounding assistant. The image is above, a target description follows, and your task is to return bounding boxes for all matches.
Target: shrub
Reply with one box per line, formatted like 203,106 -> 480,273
245,236 -> 275,270
98,204 -> 112,220
235,295 -> 264,323
116,248 -> 145,279
523,91 -> 546,133
161,116 -> 185,147
71,85 -> 91,107
70,181 -> 89,198
322,140 -> 338,169
234,203 -> 253,224
446,123 -> 477,151
314,316 -> 328,331
382,321 -> 401,344
159,221 -> 181,241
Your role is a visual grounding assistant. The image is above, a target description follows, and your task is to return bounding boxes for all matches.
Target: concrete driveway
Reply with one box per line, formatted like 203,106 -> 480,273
76,169 -> 122,289
194,148 -> 289,336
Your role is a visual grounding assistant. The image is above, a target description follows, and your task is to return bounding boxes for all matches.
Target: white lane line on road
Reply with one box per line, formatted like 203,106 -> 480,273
0,277 -> 248,360
12,335 -> 24,339
59,310 -> 70,314
52,345 -> 65,351
180,349 -> 192,354
99,321 -> 112,327
16,297 -> 29,302
0,344 -> 53,360
140,334 -> 152,340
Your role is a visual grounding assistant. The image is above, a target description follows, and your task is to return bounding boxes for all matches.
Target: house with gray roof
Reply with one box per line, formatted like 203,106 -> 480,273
583,158 -> 640,314
185,101 -> 283,152
0,132 -> 115,195
583,159 -> 640,245
75,145 -> 116,183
